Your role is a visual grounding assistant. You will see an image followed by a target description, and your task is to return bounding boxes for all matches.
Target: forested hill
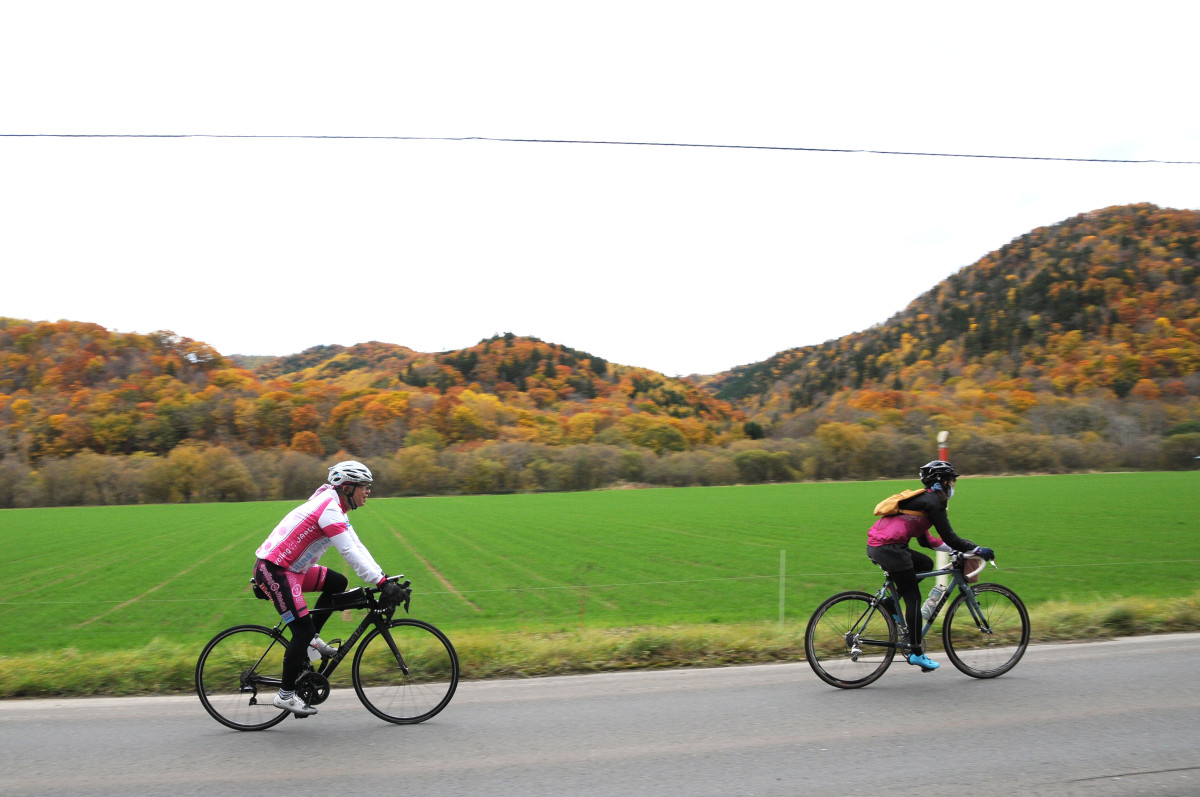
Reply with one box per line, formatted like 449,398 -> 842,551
0,321 -> 739,464
708,204 -> 1200,413
1,202 -> 1198,499
248,333 -> 735,422
2,202 -> 1200,506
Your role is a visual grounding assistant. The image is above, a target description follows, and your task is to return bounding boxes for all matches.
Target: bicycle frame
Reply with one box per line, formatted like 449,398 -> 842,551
268,603 -> 406,681
234,604 -> 403,705
874,561 -> 994,649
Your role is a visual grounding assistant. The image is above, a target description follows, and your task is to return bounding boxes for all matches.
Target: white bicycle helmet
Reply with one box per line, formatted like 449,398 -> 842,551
328,460 -> 373,486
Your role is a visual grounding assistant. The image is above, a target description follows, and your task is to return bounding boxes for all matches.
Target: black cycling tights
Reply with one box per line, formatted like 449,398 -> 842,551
879,549 -> 933,654
885,567 -> 924,652
280,570 -> 349,690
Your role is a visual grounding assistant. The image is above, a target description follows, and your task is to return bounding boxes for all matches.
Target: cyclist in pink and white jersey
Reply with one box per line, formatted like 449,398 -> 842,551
252,459 -> 407,716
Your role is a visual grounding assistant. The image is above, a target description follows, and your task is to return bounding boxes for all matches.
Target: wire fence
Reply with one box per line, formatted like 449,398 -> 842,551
4,558 -> 1196,607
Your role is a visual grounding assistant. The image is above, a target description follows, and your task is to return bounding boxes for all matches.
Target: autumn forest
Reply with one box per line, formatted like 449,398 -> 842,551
1,203 -> 1197,507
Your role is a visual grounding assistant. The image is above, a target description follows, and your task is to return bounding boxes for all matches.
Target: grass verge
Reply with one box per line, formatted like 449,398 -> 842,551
3,593 -> 1198,699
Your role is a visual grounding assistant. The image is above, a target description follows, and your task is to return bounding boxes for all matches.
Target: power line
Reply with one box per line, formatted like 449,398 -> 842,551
2,132 -> 1197,165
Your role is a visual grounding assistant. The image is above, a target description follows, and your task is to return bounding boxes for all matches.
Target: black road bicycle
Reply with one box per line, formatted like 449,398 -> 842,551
804,551 -> 1030,688
196,577 -> 459,730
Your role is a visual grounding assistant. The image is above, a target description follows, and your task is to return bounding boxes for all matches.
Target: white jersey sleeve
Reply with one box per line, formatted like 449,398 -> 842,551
330,523 -> 386,585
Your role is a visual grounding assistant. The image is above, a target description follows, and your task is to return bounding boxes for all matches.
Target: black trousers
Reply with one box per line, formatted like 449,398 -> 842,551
866,544 -> 934,652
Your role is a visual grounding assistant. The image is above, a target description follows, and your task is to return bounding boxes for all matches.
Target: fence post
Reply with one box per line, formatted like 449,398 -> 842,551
779,549 -> 786,628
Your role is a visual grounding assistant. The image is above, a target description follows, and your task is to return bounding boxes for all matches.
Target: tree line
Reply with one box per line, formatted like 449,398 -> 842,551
3,424 -> 1196,508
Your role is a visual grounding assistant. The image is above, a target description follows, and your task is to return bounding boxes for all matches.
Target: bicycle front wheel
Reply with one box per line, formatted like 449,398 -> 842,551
942,583 -> 1030,678
195,624 -> 289,731
352,618 -> 459,724
805,591 -> 897,688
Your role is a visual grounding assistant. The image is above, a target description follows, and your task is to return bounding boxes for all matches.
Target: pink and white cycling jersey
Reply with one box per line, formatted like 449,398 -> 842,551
255,484 -> 385,585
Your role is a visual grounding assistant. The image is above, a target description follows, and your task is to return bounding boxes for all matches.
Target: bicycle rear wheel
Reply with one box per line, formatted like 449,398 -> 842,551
805,591 -> 897,688
352,618 -> 459,724
195,624 -> 289,731
942,583 -> 1030,678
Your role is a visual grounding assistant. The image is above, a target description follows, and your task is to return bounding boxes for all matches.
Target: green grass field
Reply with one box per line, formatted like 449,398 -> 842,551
4,472 -> 1198,660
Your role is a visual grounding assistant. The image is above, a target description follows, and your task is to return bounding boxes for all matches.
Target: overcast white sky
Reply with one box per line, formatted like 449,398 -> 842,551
2,2 -> 1197,376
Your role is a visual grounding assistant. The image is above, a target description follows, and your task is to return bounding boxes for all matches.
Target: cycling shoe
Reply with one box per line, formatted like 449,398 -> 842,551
907,652 -> 940,671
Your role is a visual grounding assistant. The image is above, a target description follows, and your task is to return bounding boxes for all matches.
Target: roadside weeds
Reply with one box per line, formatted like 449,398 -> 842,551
3,592 -> 1197,699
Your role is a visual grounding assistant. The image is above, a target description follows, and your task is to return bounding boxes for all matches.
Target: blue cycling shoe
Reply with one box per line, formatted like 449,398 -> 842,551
907,652 -> 940,671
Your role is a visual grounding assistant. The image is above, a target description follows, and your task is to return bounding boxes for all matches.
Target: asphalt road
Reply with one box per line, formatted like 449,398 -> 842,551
2,634 -> 1198,797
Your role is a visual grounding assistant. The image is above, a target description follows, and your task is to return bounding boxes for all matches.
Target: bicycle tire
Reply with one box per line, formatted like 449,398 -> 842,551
196,624 -> 290,731
805,590 -> 897,688
942,583 -> 1030,678
352,618 -> 459,724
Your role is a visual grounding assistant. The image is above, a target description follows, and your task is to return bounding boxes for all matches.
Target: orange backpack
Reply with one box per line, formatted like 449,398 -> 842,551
873,488 -> 927,517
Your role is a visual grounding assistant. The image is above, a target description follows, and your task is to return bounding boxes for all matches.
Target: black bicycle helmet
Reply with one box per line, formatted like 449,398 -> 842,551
919,460 -> 959,487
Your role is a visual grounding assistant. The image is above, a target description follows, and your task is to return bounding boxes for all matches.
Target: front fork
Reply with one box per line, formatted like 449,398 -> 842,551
957,588 -> 994,634
377,622 -> 411,676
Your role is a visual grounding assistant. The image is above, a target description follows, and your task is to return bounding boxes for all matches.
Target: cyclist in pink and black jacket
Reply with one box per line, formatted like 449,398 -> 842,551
252,460 -> 406,716
866,460 -> 994,671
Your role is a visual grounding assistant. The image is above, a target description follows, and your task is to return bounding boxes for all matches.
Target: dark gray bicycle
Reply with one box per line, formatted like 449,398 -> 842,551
196,577 -> 458,730
805,551 -> 1030,688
